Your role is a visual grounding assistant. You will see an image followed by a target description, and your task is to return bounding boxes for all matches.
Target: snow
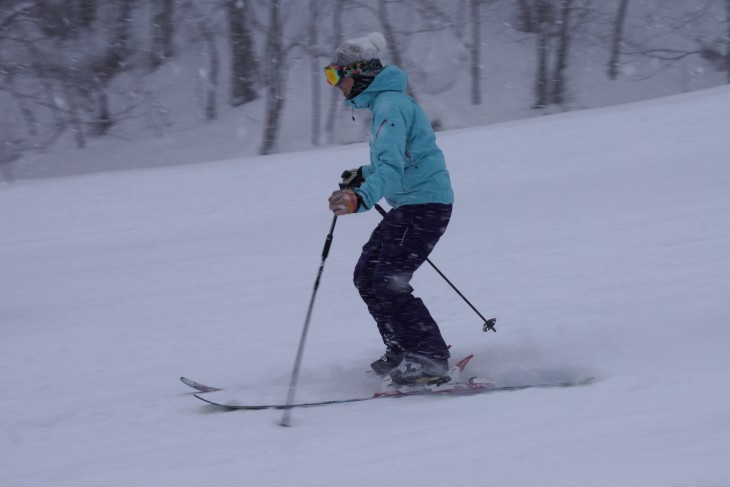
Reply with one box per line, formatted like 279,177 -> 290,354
2,85 -> 730,486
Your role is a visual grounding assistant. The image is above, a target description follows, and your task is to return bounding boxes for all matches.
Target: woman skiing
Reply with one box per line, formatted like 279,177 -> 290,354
325,32 -> 455,385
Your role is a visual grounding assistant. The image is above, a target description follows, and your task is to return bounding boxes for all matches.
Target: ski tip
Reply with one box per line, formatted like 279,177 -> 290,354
180,376 -> 223,393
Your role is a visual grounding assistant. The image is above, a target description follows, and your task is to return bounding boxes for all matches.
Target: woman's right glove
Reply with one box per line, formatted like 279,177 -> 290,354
328,190 -> 361,215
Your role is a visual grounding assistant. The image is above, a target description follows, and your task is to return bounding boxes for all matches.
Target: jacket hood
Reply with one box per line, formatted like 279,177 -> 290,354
346,65 -> 408,109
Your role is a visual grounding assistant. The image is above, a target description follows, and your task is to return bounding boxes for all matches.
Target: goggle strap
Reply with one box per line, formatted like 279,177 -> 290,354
324,59 -> 383,86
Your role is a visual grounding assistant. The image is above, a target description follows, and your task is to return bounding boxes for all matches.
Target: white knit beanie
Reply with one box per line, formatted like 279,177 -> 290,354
331,32 -> 387,67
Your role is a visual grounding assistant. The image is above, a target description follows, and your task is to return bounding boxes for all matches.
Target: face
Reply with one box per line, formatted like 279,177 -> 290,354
338,77 -> 354,98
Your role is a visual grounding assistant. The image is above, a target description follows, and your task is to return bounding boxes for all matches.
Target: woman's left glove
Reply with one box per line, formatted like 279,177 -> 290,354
328,190 -> 361,215
340,167 -> 365,189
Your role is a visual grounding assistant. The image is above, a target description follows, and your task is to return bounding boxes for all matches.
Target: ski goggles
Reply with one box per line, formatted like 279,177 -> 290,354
324,64 -> 346,86
324,59 -> 383,86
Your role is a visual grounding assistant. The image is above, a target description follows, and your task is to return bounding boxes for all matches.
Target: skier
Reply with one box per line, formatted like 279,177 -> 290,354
325,32 -> 455,386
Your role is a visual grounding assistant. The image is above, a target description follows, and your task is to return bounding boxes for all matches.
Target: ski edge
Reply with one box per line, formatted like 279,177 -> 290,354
192,377 -> 595,410
193,392 -> 377,410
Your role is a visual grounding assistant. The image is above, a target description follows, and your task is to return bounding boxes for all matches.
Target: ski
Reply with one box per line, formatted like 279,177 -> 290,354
192,377 -> 595,410
180,353 -> 475,393
183,354 -> 594,410
180,376 -> 223,393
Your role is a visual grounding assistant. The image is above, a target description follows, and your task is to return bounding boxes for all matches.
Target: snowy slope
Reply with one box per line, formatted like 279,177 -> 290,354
2,86 -> 730,486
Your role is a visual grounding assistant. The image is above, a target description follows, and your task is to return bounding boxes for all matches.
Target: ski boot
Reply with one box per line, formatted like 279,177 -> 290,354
370,346 -> 405,377
387,354 -> 451,387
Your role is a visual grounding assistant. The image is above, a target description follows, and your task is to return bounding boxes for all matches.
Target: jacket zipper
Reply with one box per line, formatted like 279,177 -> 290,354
374,118 -> 389,142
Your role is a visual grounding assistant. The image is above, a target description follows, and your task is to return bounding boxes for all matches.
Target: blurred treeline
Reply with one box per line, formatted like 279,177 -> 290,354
1,0 -> 728,164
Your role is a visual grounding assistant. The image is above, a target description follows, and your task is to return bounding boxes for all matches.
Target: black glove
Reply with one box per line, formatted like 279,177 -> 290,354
339,167 -> 365,189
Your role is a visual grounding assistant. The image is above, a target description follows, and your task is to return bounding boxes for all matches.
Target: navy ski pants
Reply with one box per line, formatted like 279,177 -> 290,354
353,203 -> 452,361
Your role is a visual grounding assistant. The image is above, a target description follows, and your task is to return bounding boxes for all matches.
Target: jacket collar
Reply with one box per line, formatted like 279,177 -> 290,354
345,65 -> 408,110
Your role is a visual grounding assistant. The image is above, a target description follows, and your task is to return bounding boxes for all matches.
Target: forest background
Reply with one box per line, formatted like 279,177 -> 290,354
1,0 -> 729,178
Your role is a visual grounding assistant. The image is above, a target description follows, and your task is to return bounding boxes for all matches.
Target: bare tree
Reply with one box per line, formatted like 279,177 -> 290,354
197,17 -> 220,121
91,0 -> 136,135
79,0 -> 97,28
260,0 -> 286,155
625,2 -> 727,85
533,0 -> 552,108
308,0 -> 322,145
470,0 -> 482,105
0,61 -> 38,137
177,1 -> 222,121
228,0 -> 258,107
607,0 -> 630,79
515,0 -> 537,33
704,0 -> 730,83
550,0 -> 575,105
726,0 -> 730,83
376,0 -> 417,99
529,0 -> 582,109
151,0 -> 175,68
12,33 -> 71,146
325,0 -> 346,144
376,0 -> 405,67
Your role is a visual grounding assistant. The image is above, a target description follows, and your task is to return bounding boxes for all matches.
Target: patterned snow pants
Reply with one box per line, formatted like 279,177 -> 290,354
353,203 -> 452,362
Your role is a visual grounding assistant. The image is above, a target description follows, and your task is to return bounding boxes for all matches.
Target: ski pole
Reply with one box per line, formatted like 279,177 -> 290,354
280,214 -> 338,427
373,203 -> 496,333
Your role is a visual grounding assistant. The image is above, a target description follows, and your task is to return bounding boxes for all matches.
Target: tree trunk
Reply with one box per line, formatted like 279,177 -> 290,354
309,0 -> 321,145
64,80 -> 86,148
3,70 -> 39,137
74,0 -> 133,136
79,0 -> 96,27
260,0 -> 286,155
725,0 -> 730,83
377,0 -> 403,66
95,91 -> 113,136
470,0 -> 481,105
95,0 -> 134,85
228,0 -> 258,107
325,0 -> 346,144
516,0 -> 536,33
109,0 -> 134,74
151,0 -> 175,68
377,0 -> 416,99
533,0 -> 552,109
31,42 -> 68,140
197,18 -> 219,121
550,0 -> 574,106
607,0 -> 630,80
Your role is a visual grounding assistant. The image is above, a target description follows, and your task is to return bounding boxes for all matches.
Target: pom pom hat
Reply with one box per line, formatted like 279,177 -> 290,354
325,32 -> 386,96
331,32 -> 386,68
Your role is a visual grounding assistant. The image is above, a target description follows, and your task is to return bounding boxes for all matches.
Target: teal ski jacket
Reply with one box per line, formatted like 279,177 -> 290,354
346,65 -> 454,212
